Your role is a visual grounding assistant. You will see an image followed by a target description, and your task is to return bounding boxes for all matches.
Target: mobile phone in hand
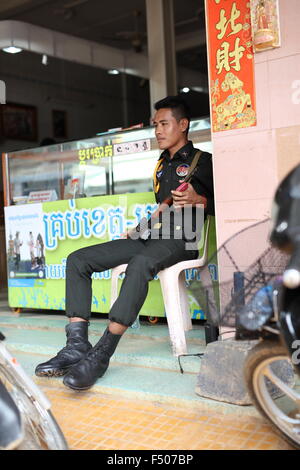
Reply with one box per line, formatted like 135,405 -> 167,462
175,182 -> 188,192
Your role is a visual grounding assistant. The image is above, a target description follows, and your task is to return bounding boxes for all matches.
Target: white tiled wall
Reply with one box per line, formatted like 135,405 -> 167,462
211,0 -> 300,246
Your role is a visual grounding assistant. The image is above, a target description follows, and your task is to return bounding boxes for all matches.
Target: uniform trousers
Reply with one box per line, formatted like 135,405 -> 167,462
65,237 -> 198,326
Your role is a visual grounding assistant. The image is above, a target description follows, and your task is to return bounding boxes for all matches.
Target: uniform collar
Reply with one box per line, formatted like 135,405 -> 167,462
158,140 -> 194,161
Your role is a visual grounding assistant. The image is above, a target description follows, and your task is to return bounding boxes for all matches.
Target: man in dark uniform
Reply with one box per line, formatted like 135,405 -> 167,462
35,95 -> 214,391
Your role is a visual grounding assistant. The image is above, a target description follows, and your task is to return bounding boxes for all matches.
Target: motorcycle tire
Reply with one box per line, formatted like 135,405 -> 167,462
0,366 -> 68,450
244,339 -> 300,450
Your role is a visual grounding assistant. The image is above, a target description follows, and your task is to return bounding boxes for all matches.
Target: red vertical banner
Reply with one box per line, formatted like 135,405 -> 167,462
205,0 -> 256,132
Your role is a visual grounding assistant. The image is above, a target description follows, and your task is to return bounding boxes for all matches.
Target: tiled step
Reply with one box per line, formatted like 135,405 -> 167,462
0,309 -> 205,340
10,350 -> 258,417
0,312 -> 205,373
0,306 -> 258,417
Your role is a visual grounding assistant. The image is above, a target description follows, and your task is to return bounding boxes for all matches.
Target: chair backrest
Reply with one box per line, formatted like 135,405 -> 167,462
197,215 -> 212,261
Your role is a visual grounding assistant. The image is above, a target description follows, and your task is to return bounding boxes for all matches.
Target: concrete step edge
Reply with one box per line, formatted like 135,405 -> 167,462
0,321 -> 206,344
7,342 -> 203,374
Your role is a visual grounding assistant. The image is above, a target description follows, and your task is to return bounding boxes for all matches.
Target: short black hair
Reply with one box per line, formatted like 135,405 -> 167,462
154,95 -> 191,122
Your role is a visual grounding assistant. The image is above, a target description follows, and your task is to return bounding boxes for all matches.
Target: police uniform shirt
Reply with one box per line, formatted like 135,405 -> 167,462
153,141 -> 214,241
155,140 -> 214,215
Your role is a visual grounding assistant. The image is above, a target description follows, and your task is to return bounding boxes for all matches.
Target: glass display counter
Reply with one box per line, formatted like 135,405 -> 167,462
2,118 -> 216,318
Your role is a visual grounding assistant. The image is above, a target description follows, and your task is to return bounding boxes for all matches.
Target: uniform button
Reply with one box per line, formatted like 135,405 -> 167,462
168,163 -> 172,166
165,179 -> 169,182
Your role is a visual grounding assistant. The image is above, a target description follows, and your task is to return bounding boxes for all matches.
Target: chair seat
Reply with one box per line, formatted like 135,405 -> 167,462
110,217 -> 211,356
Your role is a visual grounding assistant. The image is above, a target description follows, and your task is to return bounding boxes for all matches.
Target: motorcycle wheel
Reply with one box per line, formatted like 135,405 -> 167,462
244,339 -> 300,449
0,366 -> 68,450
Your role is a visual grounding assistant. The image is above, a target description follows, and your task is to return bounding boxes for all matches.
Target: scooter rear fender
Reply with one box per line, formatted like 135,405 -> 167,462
279,285 -> 300,375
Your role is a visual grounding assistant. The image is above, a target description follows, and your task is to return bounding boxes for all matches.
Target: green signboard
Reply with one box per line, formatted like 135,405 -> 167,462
5,194 -> 217,319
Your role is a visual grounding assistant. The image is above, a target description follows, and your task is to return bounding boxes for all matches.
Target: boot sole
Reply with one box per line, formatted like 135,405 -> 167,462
62,378 -> 95,391
35,361 -> 83,377
63,371 -> 106,391
63,382 -> 94,392
35,368 -> 70,377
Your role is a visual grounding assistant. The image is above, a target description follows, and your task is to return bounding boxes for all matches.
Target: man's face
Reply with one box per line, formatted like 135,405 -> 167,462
153,108 -> 188,152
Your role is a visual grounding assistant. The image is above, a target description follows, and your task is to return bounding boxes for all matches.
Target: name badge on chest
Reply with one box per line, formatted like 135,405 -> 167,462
176,164 -> 190,178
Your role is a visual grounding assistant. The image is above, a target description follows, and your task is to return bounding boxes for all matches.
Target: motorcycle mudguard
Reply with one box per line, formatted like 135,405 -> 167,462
0,379 -> 23,450
279,286 -> 300,375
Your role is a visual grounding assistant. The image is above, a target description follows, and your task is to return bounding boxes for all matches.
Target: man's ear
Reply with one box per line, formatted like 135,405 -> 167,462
179,118 -> 189,133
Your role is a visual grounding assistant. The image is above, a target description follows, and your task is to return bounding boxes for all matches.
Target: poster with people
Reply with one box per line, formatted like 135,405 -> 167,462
4,203 -> 45,282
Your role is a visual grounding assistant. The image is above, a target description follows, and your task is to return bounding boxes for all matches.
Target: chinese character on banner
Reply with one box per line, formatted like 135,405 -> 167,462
206,0 -> 256,132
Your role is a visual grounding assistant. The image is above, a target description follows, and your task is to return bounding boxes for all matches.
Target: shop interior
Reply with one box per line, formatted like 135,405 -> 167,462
0,0 -> 210,287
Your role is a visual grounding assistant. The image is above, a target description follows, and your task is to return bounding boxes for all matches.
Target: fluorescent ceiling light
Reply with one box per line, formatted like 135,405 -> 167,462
191,86 -> 206,93
2,46 -> 22,54
108,69 -> 120,75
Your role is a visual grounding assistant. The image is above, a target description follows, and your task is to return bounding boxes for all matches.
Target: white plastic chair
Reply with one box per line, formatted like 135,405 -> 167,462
110,216 -> 211,356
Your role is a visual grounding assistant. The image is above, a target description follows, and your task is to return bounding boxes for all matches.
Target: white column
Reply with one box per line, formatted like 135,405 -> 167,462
146,0 -> 177,110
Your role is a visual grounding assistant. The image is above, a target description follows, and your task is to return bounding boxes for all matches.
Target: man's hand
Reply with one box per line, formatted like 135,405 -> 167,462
120,231 -> 129,239
171,181 -> 207,209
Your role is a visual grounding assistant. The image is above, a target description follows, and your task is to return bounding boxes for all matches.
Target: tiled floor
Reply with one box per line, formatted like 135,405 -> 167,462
40,382 -> 294,451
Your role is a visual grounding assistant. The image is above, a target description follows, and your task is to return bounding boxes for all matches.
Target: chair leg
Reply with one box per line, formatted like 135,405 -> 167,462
110,265 -> 127,308
158,270 -> 187,357
178,270 -> 192,332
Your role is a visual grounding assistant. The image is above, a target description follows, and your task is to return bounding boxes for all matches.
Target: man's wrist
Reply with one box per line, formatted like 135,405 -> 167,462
195,194 -> 207,209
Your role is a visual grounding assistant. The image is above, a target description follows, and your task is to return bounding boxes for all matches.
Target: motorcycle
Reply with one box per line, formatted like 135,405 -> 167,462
0,330 -> 68,450
193,163 -> 300,449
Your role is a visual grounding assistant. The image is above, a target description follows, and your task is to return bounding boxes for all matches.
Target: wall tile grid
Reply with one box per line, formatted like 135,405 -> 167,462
212,0 -> 300,244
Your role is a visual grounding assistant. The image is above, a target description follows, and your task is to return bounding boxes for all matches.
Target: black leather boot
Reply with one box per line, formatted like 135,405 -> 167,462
35,321 -> 92,377
63,327 -> 121,390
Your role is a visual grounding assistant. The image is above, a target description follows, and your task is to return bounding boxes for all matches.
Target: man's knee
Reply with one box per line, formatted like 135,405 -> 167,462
126,254 -> 158,280
66,249 -> 87,273
109,313 -> 137,328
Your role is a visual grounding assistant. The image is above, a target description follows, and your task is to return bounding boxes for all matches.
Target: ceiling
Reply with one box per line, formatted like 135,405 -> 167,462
0,0 -> 208,74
